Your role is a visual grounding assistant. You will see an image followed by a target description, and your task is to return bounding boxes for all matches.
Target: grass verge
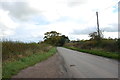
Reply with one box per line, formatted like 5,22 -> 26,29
2,47 -> 57,78
64,47 -> 119,60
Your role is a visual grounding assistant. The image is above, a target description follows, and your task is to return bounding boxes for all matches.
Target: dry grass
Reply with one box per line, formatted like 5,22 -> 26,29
2,40 -> 52,63
2,40 -> 57,78
64,39 -> 119,53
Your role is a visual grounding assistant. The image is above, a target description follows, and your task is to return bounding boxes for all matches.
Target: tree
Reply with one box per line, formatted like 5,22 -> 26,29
89,32 -> 98,40
89,30 -> 103,40
43,31 -> 69,46
44,31 -> 61,40
58,35 -> 70,46
117,38 -> 120,49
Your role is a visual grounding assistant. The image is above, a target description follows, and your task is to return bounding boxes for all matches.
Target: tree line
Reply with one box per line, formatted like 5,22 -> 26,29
43,31 -> 70,46
42,30 -> 119,52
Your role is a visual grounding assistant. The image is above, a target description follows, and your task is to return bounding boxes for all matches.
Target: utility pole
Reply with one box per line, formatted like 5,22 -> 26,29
96,11 -> 100,39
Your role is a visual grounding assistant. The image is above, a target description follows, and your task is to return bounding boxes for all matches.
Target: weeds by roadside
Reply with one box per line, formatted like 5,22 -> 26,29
2,41 -> 56,78
2,41 -> 52,62
64,46 -> 119,60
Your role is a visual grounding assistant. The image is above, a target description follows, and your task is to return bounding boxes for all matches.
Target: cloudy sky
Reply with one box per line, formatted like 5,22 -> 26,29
0,0 -> 119,42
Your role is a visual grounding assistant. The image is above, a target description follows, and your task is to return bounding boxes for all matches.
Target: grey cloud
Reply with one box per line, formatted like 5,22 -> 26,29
71,27 -> 97,35
72,24 -> 118,35
0,2 -> 38,21
103,24 -> 118,32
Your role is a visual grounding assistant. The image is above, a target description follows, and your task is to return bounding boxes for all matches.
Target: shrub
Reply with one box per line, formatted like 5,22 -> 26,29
64,39 -> 118,53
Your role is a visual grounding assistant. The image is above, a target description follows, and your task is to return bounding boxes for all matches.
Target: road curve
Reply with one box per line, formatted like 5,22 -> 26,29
57,47 -> 118,78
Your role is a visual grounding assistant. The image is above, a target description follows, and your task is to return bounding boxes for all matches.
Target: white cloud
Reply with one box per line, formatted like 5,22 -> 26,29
103,32 -> 118,38
0,9 -> 17,29
0,9 -> 18,38
27,0 -> 118,22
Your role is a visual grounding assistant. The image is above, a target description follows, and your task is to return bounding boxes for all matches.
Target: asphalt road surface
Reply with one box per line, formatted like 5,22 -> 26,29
57,47 -> 118,78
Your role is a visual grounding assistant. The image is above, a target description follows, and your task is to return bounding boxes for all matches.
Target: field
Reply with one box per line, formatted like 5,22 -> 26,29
2,41 -> 57,78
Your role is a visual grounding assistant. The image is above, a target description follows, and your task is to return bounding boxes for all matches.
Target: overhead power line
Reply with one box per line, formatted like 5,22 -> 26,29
98,1 -> 119,14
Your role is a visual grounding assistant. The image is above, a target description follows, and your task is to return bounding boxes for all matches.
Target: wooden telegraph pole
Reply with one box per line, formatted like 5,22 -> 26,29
96,11 -> 100,39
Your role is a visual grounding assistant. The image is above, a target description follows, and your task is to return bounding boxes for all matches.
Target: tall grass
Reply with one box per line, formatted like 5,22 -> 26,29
64,39 -> 119,60
64,39 -> 119,53
2,41 -> 52,62
64,47 -> 119,60
2,40 -> 56,78
3,47 -> 56,78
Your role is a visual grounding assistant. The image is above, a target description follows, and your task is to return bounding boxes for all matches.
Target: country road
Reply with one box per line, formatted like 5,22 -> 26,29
12,47 -> 118,78
57,47 -> 118,78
